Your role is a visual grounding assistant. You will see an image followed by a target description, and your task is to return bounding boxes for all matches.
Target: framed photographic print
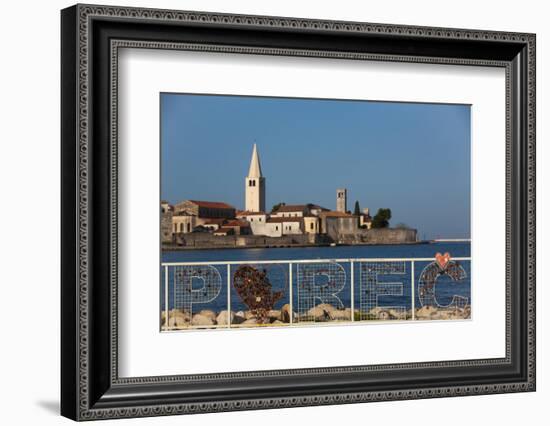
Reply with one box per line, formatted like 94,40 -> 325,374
61,4 -> 536,421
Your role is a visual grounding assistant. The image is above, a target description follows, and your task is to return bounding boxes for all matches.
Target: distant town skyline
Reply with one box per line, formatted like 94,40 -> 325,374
161,93 -> 471,239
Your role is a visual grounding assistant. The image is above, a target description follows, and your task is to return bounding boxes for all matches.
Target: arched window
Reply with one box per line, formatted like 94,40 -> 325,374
187,223 -> 191,233
180,223 -> 184,232
310,222 -> 314,230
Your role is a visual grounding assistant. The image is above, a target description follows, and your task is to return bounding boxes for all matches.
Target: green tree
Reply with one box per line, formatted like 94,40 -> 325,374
271,202 -> 285,213
353,200 -> 361,216
371,208 -> 392,228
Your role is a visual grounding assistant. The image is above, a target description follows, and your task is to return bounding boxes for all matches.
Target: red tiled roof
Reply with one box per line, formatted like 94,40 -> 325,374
273,204 -> 308,213
308,204 -> 330,211
188,200 -> 235,209
203,218 -> 226,225
236,210 -> 266,216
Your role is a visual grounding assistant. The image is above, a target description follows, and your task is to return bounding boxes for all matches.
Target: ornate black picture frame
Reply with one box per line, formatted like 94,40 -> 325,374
61,4 -> 536,421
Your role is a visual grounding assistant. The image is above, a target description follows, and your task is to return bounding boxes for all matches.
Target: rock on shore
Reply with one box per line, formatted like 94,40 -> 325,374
160,303 -> 471,330
161,307 -> 293,330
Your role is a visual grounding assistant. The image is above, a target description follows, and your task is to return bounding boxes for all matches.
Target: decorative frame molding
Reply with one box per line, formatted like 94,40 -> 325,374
61,4 -> 535,421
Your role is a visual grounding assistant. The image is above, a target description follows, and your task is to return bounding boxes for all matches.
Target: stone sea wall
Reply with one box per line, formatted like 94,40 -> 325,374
166,228 -> 417,250
334,228 -> 418,245
170,233 -> 330,249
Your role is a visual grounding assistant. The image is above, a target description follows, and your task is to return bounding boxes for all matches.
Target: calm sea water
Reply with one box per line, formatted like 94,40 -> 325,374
161,242 -> 471,313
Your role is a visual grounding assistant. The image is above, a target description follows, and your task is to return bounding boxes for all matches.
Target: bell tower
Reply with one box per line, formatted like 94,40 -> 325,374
336,188 -> 347,213
245,144 -> 266,212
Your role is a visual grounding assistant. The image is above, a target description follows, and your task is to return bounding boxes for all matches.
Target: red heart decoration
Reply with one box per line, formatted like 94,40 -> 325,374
435,252 -> 451,270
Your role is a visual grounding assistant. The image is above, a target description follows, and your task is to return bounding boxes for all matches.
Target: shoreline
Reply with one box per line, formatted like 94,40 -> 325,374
162,240 -> 433,251
161,303 -> 471,331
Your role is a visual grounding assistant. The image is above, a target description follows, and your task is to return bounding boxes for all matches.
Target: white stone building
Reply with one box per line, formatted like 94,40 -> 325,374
236,211 -> 268,235
266,217 -> 303,235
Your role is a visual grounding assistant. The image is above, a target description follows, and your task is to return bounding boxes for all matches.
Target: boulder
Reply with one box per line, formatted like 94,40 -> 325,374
191,313 -> 215,326
232,313 -> 246,324
241,318 -> 258,325
388,308 -> 408,320
271,320 -> 284,325
316,303 -> 337,314
306,305 -> 331,321
244,310 -> 255,320
267,309 -> 281,319
329,309 -> 351,321
433,310 -> 452,320
415,305 -> 438,319
280,304 -> 292,323
216,310 -> 234,326
167,310 -> 191,328
376,309 -> 392,320
198,309 -> 217,322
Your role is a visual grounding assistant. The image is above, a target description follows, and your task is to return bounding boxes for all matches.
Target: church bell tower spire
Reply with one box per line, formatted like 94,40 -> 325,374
245,144 -> 266,212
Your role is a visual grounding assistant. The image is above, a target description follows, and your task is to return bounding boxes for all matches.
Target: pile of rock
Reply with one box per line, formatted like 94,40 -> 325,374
160,303 -> 472,330
296,303 -> 353,322
363,306 -> 410,321
161,304 -> 293,330
415,305 -> 471,320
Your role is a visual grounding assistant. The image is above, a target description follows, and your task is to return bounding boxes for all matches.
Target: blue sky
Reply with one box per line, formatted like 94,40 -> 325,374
161,93 -> 471,239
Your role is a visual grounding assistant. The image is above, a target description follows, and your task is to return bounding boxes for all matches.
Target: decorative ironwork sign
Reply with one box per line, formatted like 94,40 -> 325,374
295,262 -> 347,323
233,265 -> 285,323
162,253 -> 470,331
359,261 -> 407,321
171,265 -> 222,328
418,252 -> 469,309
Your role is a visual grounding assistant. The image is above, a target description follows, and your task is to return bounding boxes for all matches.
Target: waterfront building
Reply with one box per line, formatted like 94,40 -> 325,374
318,210 -> 356,235
336,188 -> 348,213
172,212 -> 196,234
359,207 -> 373,229
245,144 -> 266,212
161,200 -> 173,214
271,203 -> 328,218
271,204 -> 309,218
303,215 -> 320,234
213,227 -> 234,236
202,218 -> 226,231
174,200 -> 236,221
236,211 -> 268,235
308,204 -> 330,216
266,217 -> 303,235
160,201 -> 174,243
324,212 -> 360,242
222,219 -> 251,236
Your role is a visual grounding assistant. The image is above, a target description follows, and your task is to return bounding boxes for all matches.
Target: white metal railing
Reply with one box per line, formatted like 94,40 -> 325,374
161,257 -> 471,330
